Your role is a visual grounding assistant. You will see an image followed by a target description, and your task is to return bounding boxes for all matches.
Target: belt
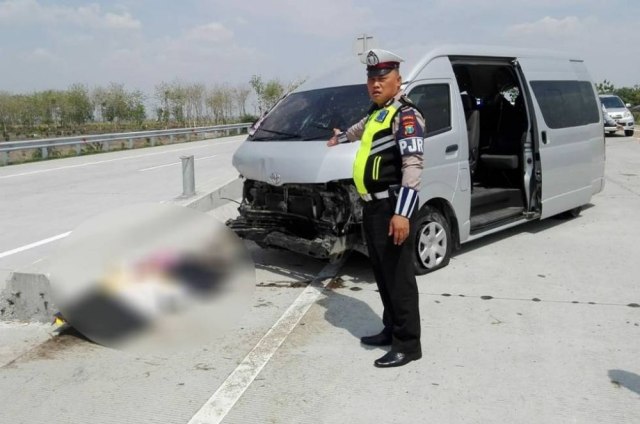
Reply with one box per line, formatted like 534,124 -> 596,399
360,189 -> 391,202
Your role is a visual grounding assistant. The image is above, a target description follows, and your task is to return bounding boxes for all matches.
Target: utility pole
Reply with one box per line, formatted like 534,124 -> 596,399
355,33 -> 374,57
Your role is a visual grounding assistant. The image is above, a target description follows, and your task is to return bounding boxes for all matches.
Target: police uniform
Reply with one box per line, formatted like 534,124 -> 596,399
334,49 -> 425,367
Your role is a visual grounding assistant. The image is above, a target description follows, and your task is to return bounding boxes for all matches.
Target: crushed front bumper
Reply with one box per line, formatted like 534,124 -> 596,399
226,179 -> 365,259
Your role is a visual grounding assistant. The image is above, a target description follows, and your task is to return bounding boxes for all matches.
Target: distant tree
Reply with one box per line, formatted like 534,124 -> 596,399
0,91 -> 12,136
185,83 -> 206,126
91,86 -> 108,122
250,75 -> 285,115
207,84 -> 234,124
286,76 -> 306,94
166,82 -> 187,124
250,75 -> 306,115
233,85 -> 251,117
613,85 -> 640,106
62,83 -> 93,125
596,80 -> 615,94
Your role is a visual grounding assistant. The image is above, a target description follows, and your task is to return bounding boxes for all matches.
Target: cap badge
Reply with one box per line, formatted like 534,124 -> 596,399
269,172 -> 282,186
366,51 -> 379,66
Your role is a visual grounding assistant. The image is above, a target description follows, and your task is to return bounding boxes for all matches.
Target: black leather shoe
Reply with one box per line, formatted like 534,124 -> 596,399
360,331 -> 392,346
374,350 -> 422,368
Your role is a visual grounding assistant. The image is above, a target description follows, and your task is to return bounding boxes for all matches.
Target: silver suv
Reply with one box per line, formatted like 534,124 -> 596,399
600,94 -> 635,136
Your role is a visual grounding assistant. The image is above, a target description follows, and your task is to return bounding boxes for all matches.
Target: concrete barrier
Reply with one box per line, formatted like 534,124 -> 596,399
0,177 -> 243,323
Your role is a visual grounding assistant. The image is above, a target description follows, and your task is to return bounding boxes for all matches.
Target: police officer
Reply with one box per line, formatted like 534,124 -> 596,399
327,48 -> 425,368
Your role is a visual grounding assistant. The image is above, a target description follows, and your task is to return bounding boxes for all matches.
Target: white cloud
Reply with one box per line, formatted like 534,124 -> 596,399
506,16 -> 586,38
225,0 -> 375,38
1,0 -> 638,93
24,47 -> 59,62
234,16 -> 248,25
184,22 -> 233,43
104,12 -> 141,30
500,14 -> 640,86
0,0 -> 141,31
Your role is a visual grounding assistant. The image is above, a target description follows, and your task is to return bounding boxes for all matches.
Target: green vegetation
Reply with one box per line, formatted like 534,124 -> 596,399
249,75 -> 304,115
0,75 -> 305,142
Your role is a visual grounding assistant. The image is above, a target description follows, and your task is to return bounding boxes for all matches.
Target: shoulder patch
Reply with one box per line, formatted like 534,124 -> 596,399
398,109 -> 424,139
396,108 -> 424,156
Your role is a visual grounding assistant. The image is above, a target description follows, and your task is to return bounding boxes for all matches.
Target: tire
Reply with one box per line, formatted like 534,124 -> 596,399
556,206 -> 581,219
412,206 -> 452,275
625,129 -> 634,137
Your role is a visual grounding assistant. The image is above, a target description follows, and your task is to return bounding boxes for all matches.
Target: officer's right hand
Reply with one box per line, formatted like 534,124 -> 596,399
326,128 -> 341,147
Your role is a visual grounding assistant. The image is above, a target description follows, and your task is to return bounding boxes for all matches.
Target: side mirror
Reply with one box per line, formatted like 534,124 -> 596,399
626,103 -> 632,108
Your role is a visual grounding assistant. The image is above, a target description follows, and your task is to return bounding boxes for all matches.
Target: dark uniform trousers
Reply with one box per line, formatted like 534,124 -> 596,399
362,195 -> 421,354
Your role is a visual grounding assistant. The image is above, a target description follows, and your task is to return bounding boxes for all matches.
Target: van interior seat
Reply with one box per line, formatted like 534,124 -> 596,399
478,94 -> 526,171
480,154 -> 518,169
461,93 -> 480,175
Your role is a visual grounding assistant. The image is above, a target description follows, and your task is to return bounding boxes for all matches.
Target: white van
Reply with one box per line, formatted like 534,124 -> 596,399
228,45 -> 605,274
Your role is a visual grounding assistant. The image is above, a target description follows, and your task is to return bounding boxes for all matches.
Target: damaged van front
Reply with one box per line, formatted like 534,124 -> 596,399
227,83 -> 371,260
229,45 -> 605,275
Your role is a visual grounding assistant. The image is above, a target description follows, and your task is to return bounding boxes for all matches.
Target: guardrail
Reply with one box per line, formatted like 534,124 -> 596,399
0,123 -> 252,166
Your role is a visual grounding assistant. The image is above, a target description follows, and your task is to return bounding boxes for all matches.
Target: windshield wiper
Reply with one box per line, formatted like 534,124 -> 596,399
253,128 -> 303,139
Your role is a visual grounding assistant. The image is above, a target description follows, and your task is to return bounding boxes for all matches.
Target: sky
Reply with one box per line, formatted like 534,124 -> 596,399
1,0 -> 639,97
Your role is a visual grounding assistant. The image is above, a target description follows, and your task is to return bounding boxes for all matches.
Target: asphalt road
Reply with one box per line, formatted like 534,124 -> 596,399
1,135 -> 639,423
0,135 -> 245,282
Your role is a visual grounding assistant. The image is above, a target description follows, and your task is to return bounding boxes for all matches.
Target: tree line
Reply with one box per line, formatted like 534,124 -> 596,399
0,75 -> 303,141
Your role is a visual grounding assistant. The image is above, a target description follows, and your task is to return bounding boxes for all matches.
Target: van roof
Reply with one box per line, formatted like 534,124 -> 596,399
298,44 -> 582,92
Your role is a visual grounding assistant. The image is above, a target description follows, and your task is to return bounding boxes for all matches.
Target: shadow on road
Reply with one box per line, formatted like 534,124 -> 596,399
316,290 -> 384,351
608,369 -> 640,395
248,243 -> 326,283
455,203 -> 594,258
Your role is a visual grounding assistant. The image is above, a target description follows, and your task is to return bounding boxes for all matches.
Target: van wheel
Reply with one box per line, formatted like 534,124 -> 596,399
557,206 -> 581,219
412,206 -> 452,275
625,129 -> 634,137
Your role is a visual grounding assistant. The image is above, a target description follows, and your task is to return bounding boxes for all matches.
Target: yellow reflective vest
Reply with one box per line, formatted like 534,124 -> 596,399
353,98 -> 405,195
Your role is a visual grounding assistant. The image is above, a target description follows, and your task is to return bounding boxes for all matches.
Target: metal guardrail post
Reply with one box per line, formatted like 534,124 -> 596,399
180,155 -> 195,197
0,151 -> 7,166
41,147 -> 48,160
128,138 -> 133,149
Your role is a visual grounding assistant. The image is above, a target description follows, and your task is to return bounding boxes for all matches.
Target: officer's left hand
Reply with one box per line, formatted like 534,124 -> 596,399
388,215 -> 410,245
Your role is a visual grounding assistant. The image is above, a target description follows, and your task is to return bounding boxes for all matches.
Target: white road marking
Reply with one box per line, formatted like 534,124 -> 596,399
0,139 -> 242,180
138,155 -> 218,172
188,261 -> 343,424
0,232 -> 71,259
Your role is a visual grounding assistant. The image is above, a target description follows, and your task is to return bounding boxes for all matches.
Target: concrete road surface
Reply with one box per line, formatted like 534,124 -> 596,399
0,136 -> 639,423
0,135 -> 245,284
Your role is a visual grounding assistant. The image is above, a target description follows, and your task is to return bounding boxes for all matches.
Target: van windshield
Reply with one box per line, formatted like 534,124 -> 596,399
249,85 -> 371,141
600,96 -> 625,109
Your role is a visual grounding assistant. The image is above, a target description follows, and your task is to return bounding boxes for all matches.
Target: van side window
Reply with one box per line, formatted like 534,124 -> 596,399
529,81 -> 600,129
407,84 -> 451,137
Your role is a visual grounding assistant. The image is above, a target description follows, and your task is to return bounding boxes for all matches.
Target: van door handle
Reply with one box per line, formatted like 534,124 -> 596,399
541,131 -> 548,144
445,144 -> 458,153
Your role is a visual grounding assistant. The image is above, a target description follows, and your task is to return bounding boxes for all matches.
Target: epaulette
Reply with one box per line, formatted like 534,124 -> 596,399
398,94 -> 424,118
